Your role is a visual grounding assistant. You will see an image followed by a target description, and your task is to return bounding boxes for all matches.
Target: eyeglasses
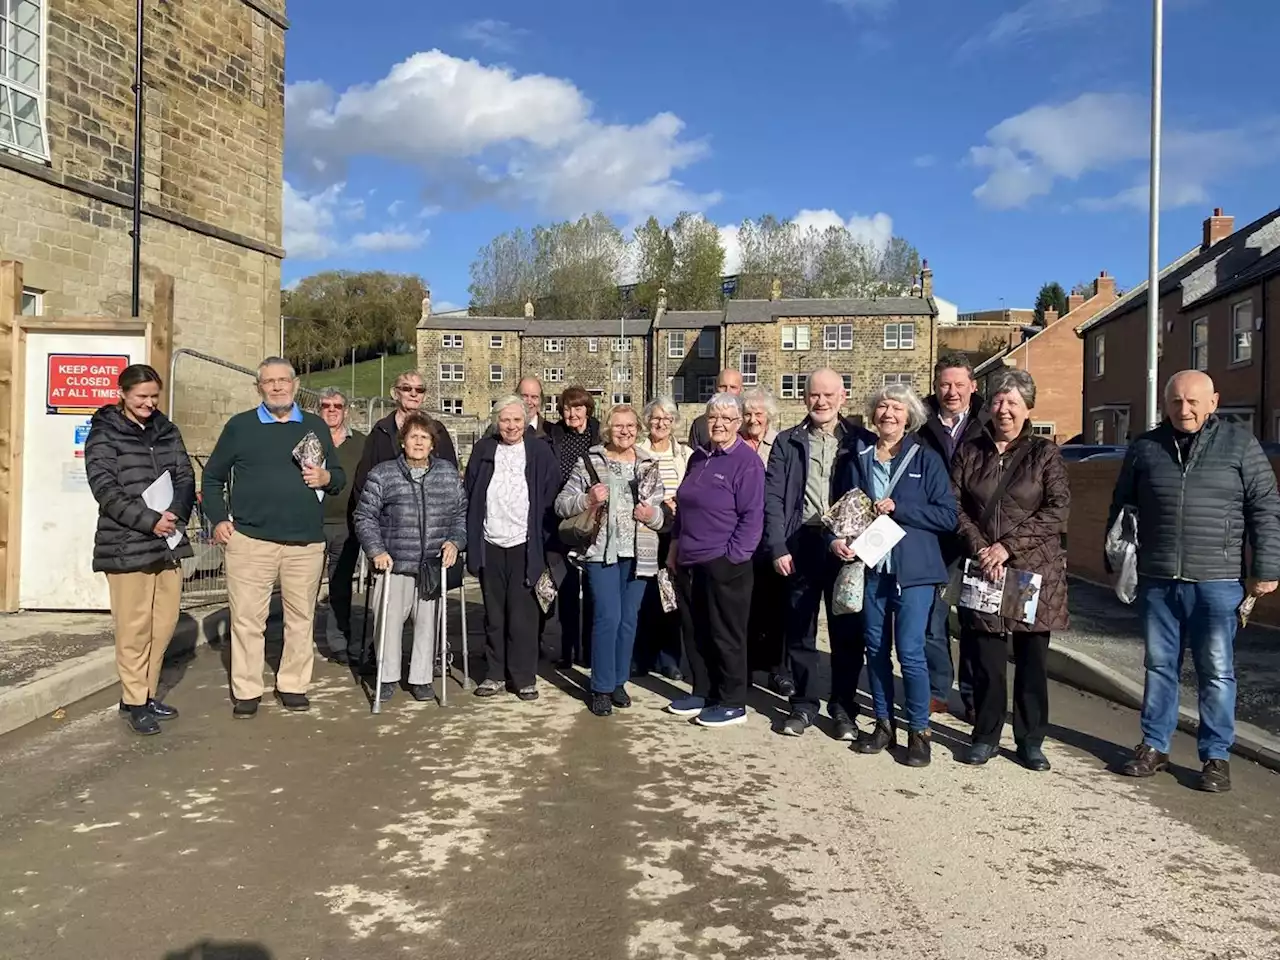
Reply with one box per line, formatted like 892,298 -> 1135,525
707,415 -> 742,425
259,377 -> 294,388
320,402 -> 345,411
398,385 -> 426,396
649,416 -> 674,425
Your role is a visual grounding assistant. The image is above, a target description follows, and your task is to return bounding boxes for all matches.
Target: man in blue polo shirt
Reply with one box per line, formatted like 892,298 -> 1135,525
202,358 -> 345,717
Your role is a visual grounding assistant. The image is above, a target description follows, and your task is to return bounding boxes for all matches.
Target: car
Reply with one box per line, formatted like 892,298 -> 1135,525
1059,444 -> 1126,462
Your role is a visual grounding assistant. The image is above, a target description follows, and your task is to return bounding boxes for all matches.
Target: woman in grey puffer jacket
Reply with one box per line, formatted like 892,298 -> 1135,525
353,412 -> 466,704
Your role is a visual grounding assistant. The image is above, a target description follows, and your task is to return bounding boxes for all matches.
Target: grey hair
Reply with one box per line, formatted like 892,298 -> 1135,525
317,386 -> 348,405
257,356 -> 296,380
642,395 -> 681,427
706,392 -> 745,419
989,368 -> 1037,409
741,386 -> 779,427
865,382 -> 930,433
394,369 -> 425,388
490,394 -> 527,427
602,403 -> 640,446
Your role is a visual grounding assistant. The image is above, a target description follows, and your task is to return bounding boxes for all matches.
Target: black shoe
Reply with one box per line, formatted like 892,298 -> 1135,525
328,649 -> 351,666
147,698 -> 179,720
659,665 -> 684,683
780,711 -> 812,737
408,683 -> 435,702
611,686 -> 632,708
274,690 -> 310,712
378,682 -> 398,702
1016,741 -> 1051,772
233,697 -> 260,719
123,705 -> 161,736
770,674 -> 796,698
905,730 -> 932,767
831,710 -> 858,742
1197,759 -> 1231,793
961,741 -> 998,766
556,658 -> 574,671
1121,742 -> 1170,778
854,720 -> 896,754
590,692 -> 613,717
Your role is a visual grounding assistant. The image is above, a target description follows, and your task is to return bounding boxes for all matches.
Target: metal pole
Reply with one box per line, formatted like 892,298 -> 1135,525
1145,0 -> 1164,430
129,0 -> 145,318
351,347 -> 356,396
380,352 -> 385,399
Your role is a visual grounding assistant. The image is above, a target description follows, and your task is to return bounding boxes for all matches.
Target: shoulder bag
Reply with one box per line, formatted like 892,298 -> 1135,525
558,453 -> 605,551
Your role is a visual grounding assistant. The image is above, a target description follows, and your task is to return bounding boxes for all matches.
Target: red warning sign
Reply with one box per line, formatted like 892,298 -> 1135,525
46,354 -> 130,415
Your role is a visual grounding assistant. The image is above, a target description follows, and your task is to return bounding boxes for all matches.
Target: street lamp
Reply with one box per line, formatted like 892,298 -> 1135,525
1145,0 -> 1164,430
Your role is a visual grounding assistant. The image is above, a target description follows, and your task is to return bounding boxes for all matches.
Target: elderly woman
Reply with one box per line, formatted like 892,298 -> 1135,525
634,396 -> 693,681
739,387 -> 791,696
464,395 -> 562,701
557,405 -> 667,716
317,386 -> 367,664
952,369 -> 1070,771
353,412 -> 465,704
546,386 -> 601,668
668,393 -> 765,727
831,384 -> 956,767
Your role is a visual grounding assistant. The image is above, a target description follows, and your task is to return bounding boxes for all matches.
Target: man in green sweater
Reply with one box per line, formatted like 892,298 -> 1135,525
203,358 -> 346,717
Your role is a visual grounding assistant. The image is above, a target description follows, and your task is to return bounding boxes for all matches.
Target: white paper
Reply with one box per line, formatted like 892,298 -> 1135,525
850,514 -> 905,569
142,470 -> 183,549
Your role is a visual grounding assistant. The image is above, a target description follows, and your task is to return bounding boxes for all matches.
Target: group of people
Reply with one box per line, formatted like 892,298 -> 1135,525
84,351 -> 1280,794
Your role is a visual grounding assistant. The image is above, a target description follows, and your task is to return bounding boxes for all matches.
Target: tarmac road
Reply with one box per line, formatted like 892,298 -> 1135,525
1,638 -> 1279,960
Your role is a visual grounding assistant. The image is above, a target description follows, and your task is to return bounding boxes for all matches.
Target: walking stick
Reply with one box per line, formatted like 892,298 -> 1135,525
371,570 -> 391,715
438,554 -> 448,708
359,567 -> 373,671
459,558 -> 471,690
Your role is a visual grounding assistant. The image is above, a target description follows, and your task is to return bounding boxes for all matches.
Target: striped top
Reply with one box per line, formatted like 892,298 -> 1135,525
637,439 -> 693,497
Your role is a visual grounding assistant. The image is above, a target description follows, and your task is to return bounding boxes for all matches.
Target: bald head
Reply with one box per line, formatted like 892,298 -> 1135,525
1164,370 -> 1218,433
805,367 -> 847,428
717,368 -> 743,395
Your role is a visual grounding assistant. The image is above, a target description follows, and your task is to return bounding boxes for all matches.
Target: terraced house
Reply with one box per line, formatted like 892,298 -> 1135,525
0,0 -> 288,450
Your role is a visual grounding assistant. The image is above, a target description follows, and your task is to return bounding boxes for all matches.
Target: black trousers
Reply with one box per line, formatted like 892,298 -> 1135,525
970,630 -> 1050,745
681,557 -> 753,709
635,534 -> 683,676
324,521 -> 361,643
747,555 -> 788,679
785,525 -> 863,718
479,542 -> 541,689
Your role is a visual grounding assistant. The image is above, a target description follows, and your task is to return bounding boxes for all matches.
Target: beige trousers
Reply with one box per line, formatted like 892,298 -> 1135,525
106,567 -> 183,706
225,532 -> 325,700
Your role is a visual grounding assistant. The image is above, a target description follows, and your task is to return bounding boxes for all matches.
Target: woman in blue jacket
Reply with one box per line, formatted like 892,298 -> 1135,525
830,383 -> 957,767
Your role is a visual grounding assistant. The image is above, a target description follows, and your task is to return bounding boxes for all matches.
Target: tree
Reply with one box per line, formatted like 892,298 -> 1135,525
282,270 -> 426,374
467,228 -> 535,317
737,215 -> 803,299
1069,280 -> 1094,298
533,213 -> 626,320
631,216 -> 675,317
668,212 -> 726,309
1034,282 -> 1069,326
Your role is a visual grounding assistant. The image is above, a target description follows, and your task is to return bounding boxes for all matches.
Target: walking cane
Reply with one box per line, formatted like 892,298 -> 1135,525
438,554 -> 448,708
459,558 -> 471,690
359,567 -> 373,673
371,569 -> 391,715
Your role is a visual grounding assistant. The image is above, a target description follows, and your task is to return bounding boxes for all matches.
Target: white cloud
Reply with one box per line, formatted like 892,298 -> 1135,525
457,19 -> 528,53
285,50 -> 716,223
283,181 -> 343,260
958,0 -> 1107,58
717,209 -> 896,274
970,92 -> 1280,211
912,154 -> 936,168
386,200 -> 403,217
350,229 -> 430,253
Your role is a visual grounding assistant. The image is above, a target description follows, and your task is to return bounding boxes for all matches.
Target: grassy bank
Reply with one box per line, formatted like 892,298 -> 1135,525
300,353 -> 418,399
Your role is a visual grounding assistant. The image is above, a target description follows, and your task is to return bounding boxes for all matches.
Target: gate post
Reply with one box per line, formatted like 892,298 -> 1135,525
0,261 -> 23,611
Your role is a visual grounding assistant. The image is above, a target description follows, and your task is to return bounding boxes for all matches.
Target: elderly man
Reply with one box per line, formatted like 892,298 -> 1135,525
486,376 -> 549,441
765,367 -> 869,739
688,368 -> 743,449
203,358 -> 346,717
317,387 -> 366,664
918,354 -> 988,720
1110,370 -> 1280,793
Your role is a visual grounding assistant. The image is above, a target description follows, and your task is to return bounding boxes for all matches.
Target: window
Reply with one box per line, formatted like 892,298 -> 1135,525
1092,333 -> 1105,378
613,364 -> 631,383
1093,418 -> 1106,444
544,367 -> 564,383
1191,318 -> 1209,371
671,377 -> 685,403
612,392 -> 632,405
489,364 -> 504,382
1157,308 -> 1164,359
489,334 -> 504,349
740,351 -> 758,386
588,337 -> 599,353
781,373 -> 807,399
697,375 -> 716,401
667,332 -> 685,359
0,0 -> 49,160
841,374 -> 853,393
697,330 -> 716,359
544,338 -> 565,353
1032,423 -> 1055,437
883,323 -> 915,350
1217,407 -> 1255,433
882,373 -> 913,387
543,397 -> 558,416
438,363 -> 464,382
440,398 -> 464,416
20,286 -> 41,315
612,337 -> 632,352
441,334 -> 463,349
823,324 -> 853,350
781,324 -> 810,351
1232,300 -> 1254,364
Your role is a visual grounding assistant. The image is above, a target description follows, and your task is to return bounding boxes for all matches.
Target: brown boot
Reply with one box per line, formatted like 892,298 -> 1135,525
1121,743 -> 1170,778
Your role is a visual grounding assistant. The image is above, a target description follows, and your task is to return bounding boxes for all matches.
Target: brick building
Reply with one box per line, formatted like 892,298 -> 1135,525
652,308 -> 721,423
0,0 -> 288,451
1076,207 -> 1280,443
973,271 -> 1118,443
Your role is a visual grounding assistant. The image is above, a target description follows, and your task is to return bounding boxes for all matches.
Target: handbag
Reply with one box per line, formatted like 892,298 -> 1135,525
944,440 -> 1035,604
557,453 -> 605,551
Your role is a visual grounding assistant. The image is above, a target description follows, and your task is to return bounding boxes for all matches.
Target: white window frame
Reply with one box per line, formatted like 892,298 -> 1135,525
20,286 -> 42,316
1092,332 -> 1105,378
666,331 -> 685,359
440,398 -> 464,416
841,373 -> 853,393
1191,317 -> 1209,371
440,333 -> 464,350
438,363 -> 464,382
1032,422 -> 1055,437
883,323 -> 915,350
671,376 -> 685,403
543,396 -> 558,416
489,334 -> 504,349
587,337 -> 599,353
0,0 -> 51,161
612,364 -> 632,383
1093,418 -> 1106,444
780,373 -> 807,400
697,375 -> 716,401
489,363 -> 503,382
823,324 -> 853,350
544,338 -> 565,353
882,373 -> 913,387
612,337 -> 632,353
697,330 -> 716,359
612,392 -> 632,405
544,367 -> 564,383
740,350 -> 758,386
1231,299 -> 1254,364
780,324 -> 811,351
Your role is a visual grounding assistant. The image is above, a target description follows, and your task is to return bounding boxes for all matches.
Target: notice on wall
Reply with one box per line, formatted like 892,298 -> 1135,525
46,354 -> 129,415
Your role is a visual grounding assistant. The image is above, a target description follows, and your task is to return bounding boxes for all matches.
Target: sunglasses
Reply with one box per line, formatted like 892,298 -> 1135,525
320,402 -> 345,410
398,386 -> 426,395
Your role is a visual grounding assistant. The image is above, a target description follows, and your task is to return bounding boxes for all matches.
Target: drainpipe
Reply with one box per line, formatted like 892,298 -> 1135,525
129,0 -> 145,318
1261,276 -> 1269,441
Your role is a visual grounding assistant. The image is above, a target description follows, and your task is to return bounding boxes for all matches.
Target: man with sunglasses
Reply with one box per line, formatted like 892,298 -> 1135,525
317,387 -> 366,665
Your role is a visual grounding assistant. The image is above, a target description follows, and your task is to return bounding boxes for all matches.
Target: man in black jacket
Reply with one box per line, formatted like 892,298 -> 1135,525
918,354 -> 988,720
1111,370 -> 1280,793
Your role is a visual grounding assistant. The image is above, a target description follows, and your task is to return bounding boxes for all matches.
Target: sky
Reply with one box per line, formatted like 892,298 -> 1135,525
279,0 -> 1280,313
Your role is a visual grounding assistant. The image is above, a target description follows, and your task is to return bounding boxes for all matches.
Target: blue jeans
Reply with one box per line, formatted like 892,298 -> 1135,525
863,571 -> 934,733
923,585 -> 953,700
1138,577 -> 1243,762
585,559 -> 647,694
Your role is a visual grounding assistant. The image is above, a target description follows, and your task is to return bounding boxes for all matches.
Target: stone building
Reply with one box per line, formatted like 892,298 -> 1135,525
652,307 -> 722,422
0,0 -> 288,451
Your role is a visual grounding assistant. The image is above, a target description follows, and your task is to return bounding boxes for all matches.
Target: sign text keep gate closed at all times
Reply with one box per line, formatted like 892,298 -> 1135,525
46,354 -> 129,415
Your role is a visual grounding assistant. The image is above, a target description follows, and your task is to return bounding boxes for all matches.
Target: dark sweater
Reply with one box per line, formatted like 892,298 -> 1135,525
201,408 -> 345,544
323,429 -> 367,523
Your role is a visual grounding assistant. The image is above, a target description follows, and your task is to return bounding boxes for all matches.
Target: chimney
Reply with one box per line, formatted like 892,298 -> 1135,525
921,259 -> 933,298
1067,294 -> 1085,313
1203,208 -> 1234,250
1094,269 -> 1117,299
1043,307 -> 1059,327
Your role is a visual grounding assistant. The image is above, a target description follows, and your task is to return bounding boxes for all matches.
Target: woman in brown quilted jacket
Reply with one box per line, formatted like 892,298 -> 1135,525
950,369 -> 1070,772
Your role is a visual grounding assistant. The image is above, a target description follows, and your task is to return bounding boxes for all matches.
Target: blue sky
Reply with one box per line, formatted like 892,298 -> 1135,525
280,0 -> 1280,312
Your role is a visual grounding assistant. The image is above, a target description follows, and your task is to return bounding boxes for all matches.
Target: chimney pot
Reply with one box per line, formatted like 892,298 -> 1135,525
1203,208 -> 1235,250
1094,270 -> 1118,300
1067,294 -> 1085,312
920,259 -> 934,298
1043,307 -> 1059,326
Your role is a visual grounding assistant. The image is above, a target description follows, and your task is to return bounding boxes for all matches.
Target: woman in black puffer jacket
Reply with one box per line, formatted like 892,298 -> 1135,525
84,364 -> 196,736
